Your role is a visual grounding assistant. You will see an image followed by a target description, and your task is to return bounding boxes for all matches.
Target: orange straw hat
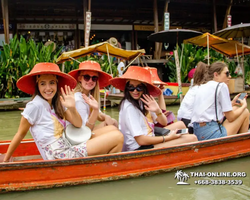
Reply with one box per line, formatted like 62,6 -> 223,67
17,62 -> 77,95
68,60 -> 112,88
144,66 -> 167,85
110,66 -> 161,97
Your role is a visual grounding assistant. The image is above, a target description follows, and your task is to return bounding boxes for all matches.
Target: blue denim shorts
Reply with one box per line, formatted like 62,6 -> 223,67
193,121 -> 227,141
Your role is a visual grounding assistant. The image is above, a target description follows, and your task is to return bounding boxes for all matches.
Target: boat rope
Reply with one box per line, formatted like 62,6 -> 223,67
68,56 -> 81,63
170,91 -> 183,105
124,53 -> 142,71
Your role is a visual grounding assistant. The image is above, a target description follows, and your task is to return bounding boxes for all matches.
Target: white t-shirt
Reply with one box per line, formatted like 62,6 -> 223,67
119,99 -> 157,151
191,81 -> 232,123
177,85 -> 199,121
22,95 -> 65,159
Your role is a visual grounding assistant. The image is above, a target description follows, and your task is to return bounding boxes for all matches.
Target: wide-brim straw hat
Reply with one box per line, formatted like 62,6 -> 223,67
68,60 -> 112,89
17,62 -> 77,95
110,66 -> 161,97
144,66 -> 167,85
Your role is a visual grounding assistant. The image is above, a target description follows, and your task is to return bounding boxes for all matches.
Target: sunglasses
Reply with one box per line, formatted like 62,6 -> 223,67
225,71 -> 230,77
127,84 -> 144,92
82,74 -> 99,82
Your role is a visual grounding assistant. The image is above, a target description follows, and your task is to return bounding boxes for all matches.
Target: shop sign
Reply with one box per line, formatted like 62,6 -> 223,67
227,15 -> 232,27
85,11 -> 91,47
164,12 -> 170,30
0,24 -> 13,30
17,24 -> 76,30
134,25 -> 155,31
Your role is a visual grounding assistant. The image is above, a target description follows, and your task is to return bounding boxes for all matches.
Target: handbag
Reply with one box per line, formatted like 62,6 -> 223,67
64,124 -> 92,145
154,126 -> 170,136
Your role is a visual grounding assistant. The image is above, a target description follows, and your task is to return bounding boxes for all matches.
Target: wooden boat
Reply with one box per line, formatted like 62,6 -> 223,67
1,132 -> 250,193
101,92 -> 182,105
0,98 -> 31,111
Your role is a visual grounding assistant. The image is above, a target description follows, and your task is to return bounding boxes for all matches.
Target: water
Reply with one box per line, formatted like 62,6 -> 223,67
0,105 -> 250,199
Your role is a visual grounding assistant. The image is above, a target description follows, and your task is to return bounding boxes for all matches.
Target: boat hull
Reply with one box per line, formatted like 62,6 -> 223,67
0,133 -> 250,193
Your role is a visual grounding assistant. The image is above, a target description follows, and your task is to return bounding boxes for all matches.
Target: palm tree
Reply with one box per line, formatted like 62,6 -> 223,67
182,172 -> 190,182
174,170 -> 183,181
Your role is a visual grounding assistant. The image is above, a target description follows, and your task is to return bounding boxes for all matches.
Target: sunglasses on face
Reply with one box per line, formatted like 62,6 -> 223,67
127,84 -> 144,92
82,74 -> 99,82
225,71 -> 230,77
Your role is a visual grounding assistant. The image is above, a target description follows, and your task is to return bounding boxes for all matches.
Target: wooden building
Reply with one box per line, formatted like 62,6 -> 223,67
1,0 -> 250,52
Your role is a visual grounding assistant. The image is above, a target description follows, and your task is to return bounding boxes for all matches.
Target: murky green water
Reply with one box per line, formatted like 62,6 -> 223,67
0,104 -> 250,199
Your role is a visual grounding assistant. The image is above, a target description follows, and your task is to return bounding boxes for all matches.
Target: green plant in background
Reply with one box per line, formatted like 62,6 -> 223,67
244,55 -> 250,85
167,43 -> 207,83
165,43 -> 241,83
0,34 -> 63,98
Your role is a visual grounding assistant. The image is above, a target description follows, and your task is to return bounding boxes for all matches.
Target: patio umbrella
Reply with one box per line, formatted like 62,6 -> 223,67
212,40 -> 250,57
184,33 -> 229,65
184,33 -> 250,57
214,23 -> 250,87
148,29 -> 202,44
56,42 -> 145,64
214,23 -> 250,58
213,23 -> 250,39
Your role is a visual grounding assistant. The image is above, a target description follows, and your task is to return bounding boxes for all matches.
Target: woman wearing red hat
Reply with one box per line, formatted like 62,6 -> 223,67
110,66 -> 197,152
3,63 -> 85,162
68,60 -> 124,155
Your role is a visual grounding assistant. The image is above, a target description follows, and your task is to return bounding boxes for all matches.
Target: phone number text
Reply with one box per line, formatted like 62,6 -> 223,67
194,179 -> 243,185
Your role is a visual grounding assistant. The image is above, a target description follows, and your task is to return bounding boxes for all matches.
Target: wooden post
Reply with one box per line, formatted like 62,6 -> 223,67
174,50 -> 183,102
61,63 -> 65,72
212,0 -> 217,32
131,25 -> 135,50
241,37 -> 245,90
88,0 -> 91,11
222,0 -> 233,29
75,23 -> 80,49
207,34 -> 210,65
153,0 -> 159,59
1,0 -> 9,44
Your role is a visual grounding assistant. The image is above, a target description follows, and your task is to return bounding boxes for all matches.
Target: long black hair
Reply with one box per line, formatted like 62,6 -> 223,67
119,81 -> 149,116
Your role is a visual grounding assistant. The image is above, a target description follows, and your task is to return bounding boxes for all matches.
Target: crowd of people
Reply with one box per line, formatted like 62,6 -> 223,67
2,60 -> 249,162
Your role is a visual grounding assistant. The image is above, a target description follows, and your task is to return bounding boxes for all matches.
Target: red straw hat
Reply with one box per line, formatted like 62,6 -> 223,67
17,62 -> 77,95
144,66 -> 167,85
68,60 -> 112,88
110,66 -> 161,96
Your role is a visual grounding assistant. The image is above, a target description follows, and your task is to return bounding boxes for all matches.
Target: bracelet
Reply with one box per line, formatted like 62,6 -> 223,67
156,111 -> 162,117
162,135 -> 165,143
86,120 -> 95,126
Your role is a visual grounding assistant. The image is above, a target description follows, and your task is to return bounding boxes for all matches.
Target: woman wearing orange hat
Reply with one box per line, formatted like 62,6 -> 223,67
67,60 -> 124,155
3,63 -> 85,162
110,66 -> 197,151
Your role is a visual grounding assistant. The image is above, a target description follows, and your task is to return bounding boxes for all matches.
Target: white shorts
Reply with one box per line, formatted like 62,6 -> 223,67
44,137 -> 88,160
